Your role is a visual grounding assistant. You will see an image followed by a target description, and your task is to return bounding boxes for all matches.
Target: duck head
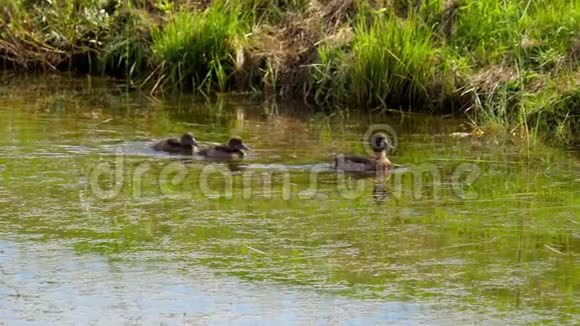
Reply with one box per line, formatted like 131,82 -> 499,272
227,137 -> 251,151
371,133 -> 391,153
181,132 -> 199,147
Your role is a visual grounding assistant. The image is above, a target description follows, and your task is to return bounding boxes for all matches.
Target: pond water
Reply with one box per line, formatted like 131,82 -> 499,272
0,75 -> 578,324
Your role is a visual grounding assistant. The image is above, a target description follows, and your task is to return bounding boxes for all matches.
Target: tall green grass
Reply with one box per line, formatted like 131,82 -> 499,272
0,0 -> 112,70
449,0 -> 579,142
451,0 -> 526,65
99,8 -> 153,84
150,3 -> 248,93
451,0 -> 579,66
311,6 -> 458,110
351,9 -> 440,108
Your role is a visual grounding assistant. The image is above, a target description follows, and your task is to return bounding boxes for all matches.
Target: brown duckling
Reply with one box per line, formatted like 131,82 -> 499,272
198,136 -> 251,159
334,133 -> 393,172
151,132 -> 199,155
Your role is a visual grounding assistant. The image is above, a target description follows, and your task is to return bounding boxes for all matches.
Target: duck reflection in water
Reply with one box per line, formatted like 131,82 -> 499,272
372,173 -> 392,203
333,132 -> 395,203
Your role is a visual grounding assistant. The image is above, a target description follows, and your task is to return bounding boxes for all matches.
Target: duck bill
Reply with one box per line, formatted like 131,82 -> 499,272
240,143 -> 251,151
382,140 -> 392,152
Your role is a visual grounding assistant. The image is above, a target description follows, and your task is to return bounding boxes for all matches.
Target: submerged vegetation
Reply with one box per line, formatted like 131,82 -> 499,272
0,0 -> 578,143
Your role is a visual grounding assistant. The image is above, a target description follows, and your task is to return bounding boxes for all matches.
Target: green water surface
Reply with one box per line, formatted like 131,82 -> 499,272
0,75 -> 578,324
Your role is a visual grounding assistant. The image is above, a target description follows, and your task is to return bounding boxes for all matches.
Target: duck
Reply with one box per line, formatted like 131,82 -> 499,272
334,133 -> 393,172
151,132 -> 199,155
198,136 -> 251,159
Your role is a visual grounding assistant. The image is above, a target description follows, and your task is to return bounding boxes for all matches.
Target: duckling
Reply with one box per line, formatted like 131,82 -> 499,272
151,132 -> 199,155
198,136 -> 251,159
334,133 -> 393,172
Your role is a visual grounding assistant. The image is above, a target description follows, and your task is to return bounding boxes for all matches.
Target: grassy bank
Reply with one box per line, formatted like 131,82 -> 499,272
0,0 -> 578,143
